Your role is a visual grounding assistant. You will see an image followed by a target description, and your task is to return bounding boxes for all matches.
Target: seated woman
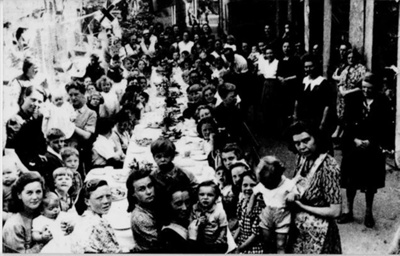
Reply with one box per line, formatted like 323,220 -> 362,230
91,118 -> 125,168
126,168 -> 161,253
3,172 -> 47,253
70,179 -> 121,253
159,182 -> 195,253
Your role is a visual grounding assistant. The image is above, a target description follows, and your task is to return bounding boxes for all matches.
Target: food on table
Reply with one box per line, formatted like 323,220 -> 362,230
110,186 -> 127,201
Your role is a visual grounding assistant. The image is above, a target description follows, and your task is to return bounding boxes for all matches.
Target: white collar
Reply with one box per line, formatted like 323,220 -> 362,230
47,146 -> 62,160
303,76 -> 325,91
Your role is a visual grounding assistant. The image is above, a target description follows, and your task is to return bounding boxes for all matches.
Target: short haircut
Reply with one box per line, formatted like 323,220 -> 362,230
229,161 -> 250,172
257,155 -> 285,182
53,167 -> 74,180
237,170 -> 257,190
42,192 -> 60,208
197,180 -> 221,199
285,121 -> 328,154
202,84 -> 216,95
194,104 -> 213,121
46,128 -> 65,141
65,81 -> 86,94
60,147 -> 80,161
301,53 -> 316,65
96,75 -> 113,91
150,137 -> 176,157
218,82 -> 236,100
22,57 -> 35,75
115,111 -> 131,124
187,84 -> 202,94
196,116 -> 217,138
139,91 -> 149,102
75,179 -> 108,215
96,118 -> 115,135
221,143 -> 243,159
24,86 -> 46,99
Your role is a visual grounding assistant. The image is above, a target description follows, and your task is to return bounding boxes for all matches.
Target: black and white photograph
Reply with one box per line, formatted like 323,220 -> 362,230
1,0 -> 400,254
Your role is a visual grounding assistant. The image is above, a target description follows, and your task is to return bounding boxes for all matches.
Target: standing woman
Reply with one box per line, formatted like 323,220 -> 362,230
257,46 -> 282,134
4,58 -> 38,120
3,172 -> 47,253
126,168 -> 161,253
338,73 -> 391,227
287,121 -> 342,254
71,179 -> 121,253
333,48 -> 367,140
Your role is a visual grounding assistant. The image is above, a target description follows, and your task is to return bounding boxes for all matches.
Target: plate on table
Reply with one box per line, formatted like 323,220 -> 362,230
135,138 -> 153,147
89,168 -> 107,176
130,147 -> 147,154
191,154 -> 208,161
112,171 -> 129,183
110,186 -> 127,201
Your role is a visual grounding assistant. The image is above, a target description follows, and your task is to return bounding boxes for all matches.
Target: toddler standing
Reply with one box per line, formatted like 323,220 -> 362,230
52,167 -> 74,211
250,156 -> 299,253
190,180 -> 228,253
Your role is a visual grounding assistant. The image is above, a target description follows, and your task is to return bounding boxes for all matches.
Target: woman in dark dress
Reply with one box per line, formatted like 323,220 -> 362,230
159,183 -> 194,253
338,72 -> 392,228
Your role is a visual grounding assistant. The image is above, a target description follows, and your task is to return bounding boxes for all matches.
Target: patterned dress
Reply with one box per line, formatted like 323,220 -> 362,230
70,210 -> 121,253
289,154 -> 342,254
236,197 -> 264,254
337,64 -> 366,120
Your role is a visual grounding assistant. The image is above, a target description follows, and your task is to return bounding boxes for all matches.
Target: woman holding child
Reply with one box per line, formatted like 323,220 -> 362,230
287,121 -> 342,254
3,172 -> 46,253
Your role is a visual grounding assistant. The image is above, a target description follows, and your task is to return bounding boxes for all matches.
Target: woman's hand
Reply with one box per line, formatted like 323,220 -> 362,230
188,220 -> 200,240
61,220 -> 74,235
41,226 -> 53,243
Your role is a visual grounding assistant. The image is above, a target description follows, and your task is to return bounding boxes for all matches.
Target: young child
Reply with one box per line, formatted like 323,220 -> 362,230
52,167 -> 74,211
150,137 -> 197,191
248,46 -> 261,65
2,160 -> 20,223
215,165 -> 233,202
251,156 -> 299,253
60,147 -> 83,204
137,91 -> 151,114
97,75 -> 120,118
190,180 -> 228,253
196,116 -> 216,155
32,192 -> 71,253
110,111 -> 131,154
42,89 -> 76,140
42,128 -> 66,190
235,171 -> 264,254
92,118 -> 125,168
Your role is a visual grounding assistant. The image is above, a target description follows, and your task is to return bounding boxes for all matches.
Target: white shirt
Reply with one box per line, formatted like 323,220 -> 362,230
253,176 -> 297,208
92,134 -> 117,166
303,76 -> 325,91
257,57 -> 279,79
100,91 -> 120,118
178,40 -> 194,54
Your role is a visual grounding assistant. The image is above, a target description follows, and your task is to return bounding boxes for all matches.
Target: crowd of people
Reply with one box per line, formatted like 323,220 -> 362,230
2,0 -> 400,254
